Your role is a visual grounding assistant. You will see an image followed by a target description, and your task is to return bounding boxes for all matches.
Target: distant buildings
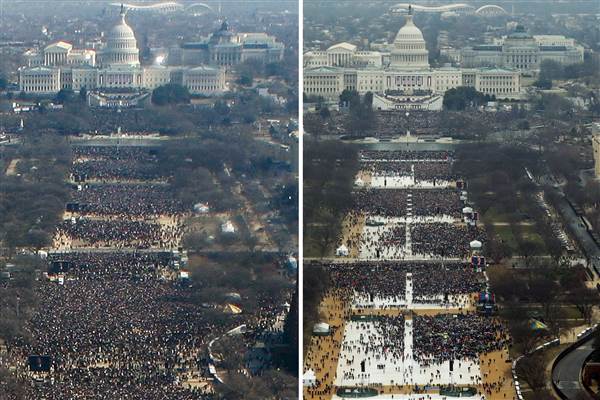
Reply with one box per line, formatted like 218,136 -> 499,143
24,41 -> 97,67
593,123 -> 600,178
168,21 -> 285,67
18,9 -> 282,96
303,10 -> 521,100
459,25 -> 584,71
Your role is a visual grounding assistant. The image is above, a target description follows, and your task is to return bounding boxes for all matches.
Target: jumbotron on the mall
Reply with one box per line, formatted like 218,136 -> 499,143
390,3 -> 508,16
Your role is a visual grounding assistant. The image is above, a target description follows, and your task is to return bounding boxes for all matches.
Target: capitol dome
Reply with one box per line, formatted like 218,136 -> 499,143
394,17 -> 425,42
101,6 -> 140,67
390,8 -> 430,70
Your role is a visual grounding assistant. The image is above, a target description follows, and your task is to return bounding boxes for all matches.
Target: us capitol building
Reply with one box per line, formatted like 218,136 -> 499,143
19,7 -> 283,97
304,10 -> 523,106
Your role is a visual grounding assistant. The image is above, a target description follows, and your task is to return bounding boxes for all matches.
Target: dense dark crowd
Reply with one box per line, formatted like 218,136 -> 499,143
2,142 -> 294,400
360,150 -> 453,162
71,160 -> 161,181
47,252 -> 176,280
70,146 -> 162,181
56,218 -> 176,248
411,223 -> 486,258
411,190 -> 462,217
414,314 -> 509,363
16,275 -> 222,400
71,183 -> 185,216
327,262 -> 483,301
308,109 -> 535,138
354,189 -> 461,217
72,146 -> 158,162
330,263 -> 407,302
354,189 -> 407,216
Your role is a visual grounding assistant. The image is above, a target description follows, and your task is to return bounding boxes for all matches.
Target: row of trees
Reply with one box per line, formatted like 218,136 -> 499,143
151,83 -> 190,106
443,86 -> 495,111
14,87 -> 292,136
339,90 -> 375,135
538,58 -> 600,83
303,140 -> 359,257
457,140 -> 599,397
0,135 -> 71,254
186,252 -> 297,394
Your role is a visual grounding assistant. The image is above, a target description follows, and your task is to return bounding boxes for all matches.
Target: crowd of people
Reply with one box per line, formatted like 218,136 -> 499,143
71,159 -> 161,181
411,190 -> 462,217
3,142 -> 296,400
71,183 -> 185,216
326,262 -> 483,302
354,189 -> 408,216
360,150 -> 453,162
337,316 -> 406,383
360,225 -> 407,260
411,223 -> 486,258
413,314 -> 509,363
72,145 -> 159,162
55,218 -> 181,249
306,148 -> 511,399
70,146 -> 162,181
47,252 -> 176,280
16,277 -> 223,399
329,263 -> 407,302
362,161 -> 458,184
412,264 -> 483,298
309,108 -> 533,138
368,110 -> 522,137
354,189 -> 461,217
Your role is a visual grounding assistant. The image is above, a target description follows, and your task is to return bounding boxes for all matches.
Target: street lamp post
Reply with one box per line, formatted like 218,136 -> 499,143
405,111 -> 410,146
16,292 -> 20,318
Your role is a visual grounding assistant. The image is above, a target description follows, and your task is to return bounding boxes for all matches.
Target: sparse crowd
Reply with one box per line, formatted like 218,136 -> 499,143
305,148 -> 510,399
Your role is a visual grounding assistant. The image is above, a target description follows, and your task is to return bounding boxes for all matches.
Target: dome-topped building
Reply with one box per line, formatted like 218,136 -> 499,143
303,4 -> 523,102
101,5 -> 140,67
389,6 -> 429,69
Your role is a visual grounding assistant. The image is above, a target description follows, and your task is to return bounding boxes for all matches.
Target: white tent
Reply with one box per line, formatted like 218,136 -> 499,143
179,271 -> 190,280
462,207 -> 473,214
223,304 -> 242,314
313,322 -> 330,336
470,240 -> 483,249
221,220 -> 236,233
287,256 -> 298,269
225,292 -> 242,302
303,369 -> 317,387
336,245 -> 349,257
193,203 -> 210,214
226,324 -> 247,335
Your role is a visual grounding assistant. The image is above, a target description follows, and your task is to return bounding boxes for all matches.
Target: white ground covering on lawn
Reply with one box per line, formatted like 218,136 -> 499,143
335,319 -> 481,387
